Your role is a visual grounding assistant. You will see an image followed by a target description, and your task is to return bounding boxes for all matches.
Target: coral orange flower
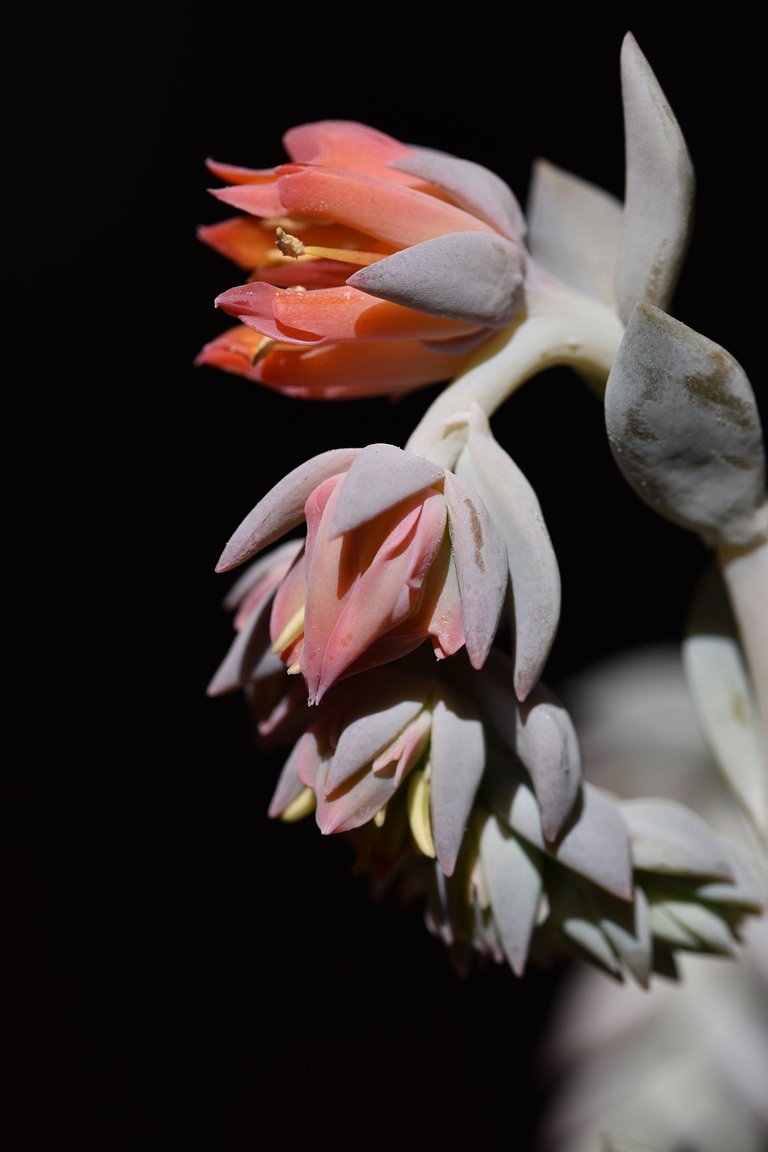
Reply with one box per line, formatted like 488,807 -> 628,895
197,120 -> 527,398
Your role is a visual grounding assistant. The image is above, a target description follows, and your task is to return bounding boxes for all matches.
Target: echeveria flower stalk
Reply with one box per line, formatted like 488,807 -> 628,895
405,32 -> 694,468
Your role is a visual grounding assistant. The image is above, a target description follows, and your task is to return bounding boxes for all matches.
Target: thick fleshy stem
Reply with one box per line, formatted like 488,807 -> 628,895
717,530 -> 768,773
405,275 -> 625,469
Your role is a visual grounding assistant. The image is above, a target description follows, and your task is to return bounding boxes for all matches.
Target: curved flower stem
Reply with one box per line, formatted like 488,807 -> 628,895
405,279 -> 626,468
717,531 -> 768,771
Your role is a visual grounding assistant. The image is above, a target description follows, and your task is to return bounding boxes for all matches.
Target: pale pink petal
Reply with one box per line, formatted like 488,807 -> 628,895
276,167 -> 497,247
214,282 -> 322,344
253,337 -> 474,400
271,284 -> 479,343
302,485 -> 447,703
283,120 -> 414,180
293,729 -> 327,792
198,216 -> 276,269
208,176 -> 286,218
206,157 -> 278,184
329,629 -> 441,682
251,260 -> 357,290
194,325 -> 269,376
215,451 -> 359,572
374,710 -> 433,787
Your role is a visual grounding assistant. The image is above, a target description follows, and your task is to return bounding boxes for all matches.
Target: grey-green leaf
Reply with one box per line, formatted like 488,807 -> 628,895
526,158 -> 622,305
605,303 -> 768,549
480,817 -> 542,975
614,33 -> 695,321
619,797 -> 734,880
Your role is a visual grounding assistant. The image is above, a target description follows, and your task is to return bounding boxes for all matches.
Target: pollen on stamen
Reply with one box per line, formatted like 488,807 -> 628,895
275,226 -> 306,258
276,225 -> 382,268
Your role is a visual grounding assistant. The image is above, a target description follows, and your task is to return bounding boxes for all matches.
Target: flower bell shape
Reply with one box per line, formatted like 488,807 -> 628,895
268,654 -> 487,879
197,119 -> 527,398
215,443 -> 510,706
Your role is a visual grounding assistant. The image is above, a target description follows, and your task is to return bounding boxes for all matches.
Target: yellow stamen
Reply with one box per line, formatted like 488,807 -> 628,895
407,765 -> 436,859
287,662 -> 302,676
274,226 -> 381,268
374,806 -> 388,829
280,788 -> 316,823
271,605 -> 305,657
251,336 -> 276,367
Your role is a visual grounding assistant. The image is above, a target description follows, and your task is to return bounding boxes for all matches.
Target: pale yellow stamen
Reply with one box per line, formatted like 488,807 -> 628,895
280,788 -> 316,823
406,765 -> 436,859
251,336 -> 276,367
374,806 -> 388,829
287,662 -> 302,676
271,605 -> 305,657
274,226 -> 381,268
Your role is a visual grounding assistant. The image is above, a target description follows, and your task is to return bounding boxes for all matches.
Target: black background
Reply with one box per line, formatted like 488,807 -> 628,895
13,8 -> 763,1150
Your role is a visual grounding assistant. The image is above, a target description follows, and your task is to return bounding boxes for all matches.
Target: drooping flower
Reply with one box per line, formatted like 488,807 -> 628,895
259,644 -> 759,983
214,441 -> 510,706
213,399 -> 565,708
267,651 -> 486,879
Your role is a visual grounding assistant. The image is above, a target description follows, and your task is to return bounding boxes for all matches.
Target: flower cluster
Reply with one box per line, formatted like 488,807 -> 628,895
201,32 -> 766,985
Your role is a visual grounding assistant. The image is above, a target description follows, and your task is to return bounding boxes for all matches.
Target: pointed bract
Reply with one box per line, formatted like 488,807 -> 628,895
480,816 -> 542,976
443,471 -> 509,668
216,448 -> 361,571
618,797 -> 734,881
330,445 -> 444,537
349,232 -> 525,329
458,404 -> 561,699
393,148 -> 527,241
606,304 -> 767,549
614,33 -> 695,321
526,158 -> 622,305
429,692 -> 485,876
